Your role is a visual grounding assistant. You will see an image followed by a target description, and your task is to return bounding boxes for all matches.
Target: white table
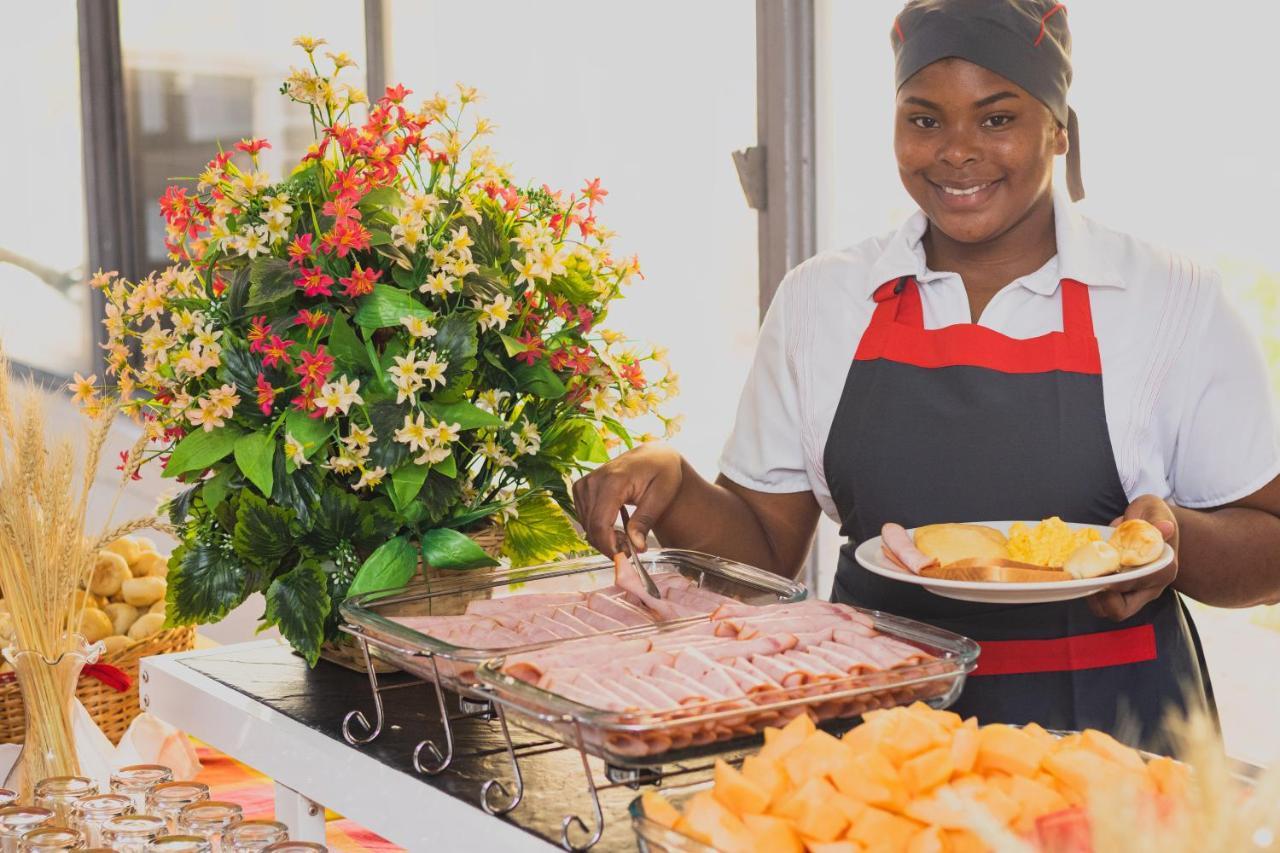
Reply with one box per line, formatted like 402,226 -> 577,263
140,639 -> 559,852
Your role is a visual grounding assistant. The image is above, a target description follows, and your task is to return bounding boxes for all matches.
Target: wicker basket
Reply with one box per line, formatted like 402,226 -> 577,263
0,626 -> 197,746
320,524 -> 506,673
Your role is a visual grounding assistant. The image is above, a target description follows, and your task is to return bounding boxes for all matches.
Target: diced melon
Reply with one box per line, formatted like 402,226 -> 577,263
1146,755 -> 1191,801
842,715 -> 891,756
804,841 -> 862,853
683,790 -> 753,852
1021,722 -> 1057,748
773,777 -> 849,842
906,826 -> 949,853
846,804 -> 923,849
878,712 -> 949,764
971,782 -> 1019,826
900,746 -> 955,795
991,774 -> 1069,833
828,750 -> 908,811
1042,747 -> 1143,802
762,714 -> 818,762
741,813 -> 805,853
943,829 -> 988,853
1080,728 -> 1148,773
975,725 -> 1049,777
949,726 -> 979,775
785,730 -> 850,785
715,758 -> 772,816
903,701 -> 961,730
742,755 -> 790,809
903,788 -> 969,830
641,791 -> 681,829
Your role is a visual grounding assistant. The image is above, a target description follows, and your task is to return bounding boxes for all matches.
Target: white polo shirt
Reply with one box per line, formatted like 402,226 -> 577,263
720,191 -> 1280,521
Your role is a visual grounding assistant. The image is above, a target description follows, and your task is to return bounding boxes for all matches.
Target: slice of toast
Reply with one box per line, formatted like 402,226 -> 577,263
920,558 -> 1070,583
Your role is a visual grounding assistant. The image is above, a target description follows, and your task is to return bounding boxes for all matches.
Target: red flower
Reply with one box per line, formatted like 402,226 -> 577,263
328,167 -> 362,198
290,392 -> 321,417
570,347 -> 595,376
576,215 -> 596,238
575,306 -> 595,332
549,349 -> 571,372
582,177 -> 608,205
515,332 -> 544,366
302,138 -> 330,162
211,276 -> 227,297
158,186 -> 190,220
319,221 -> 372,258
383,83 -> 413,104
235,137 -> 271,155
322,194 -> 363,225
287,234 -> 314,266
339,262 -> 381,298
247,315 -> 271,352
498,186 -> 522,213
296,266 -> 335,298
620,362 -> 647,389
255,373 -> 278,416
294,346 -> 334,392
115,450 -> 142,481
260,335 -> 294,369
294,309 -> 329,331
206,151 -> 232,173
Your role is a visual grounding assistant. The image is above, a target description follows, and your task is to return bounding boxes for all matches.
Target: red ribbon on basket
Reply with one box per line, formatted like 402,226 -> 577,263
0,663 -> 133,693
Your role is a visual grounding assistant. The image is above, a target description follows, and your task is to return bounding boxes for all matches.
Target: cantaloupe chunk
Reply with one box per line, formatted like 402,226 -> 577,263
773,777 -> 849,842
683,790 -> 753,852
975,725 -> 1049,777
741,814 -> 805,853
1021,721 -> 1057,748
762,714 -> 818,763
943,829 -> 988,853
1042,747 -> 1119,800
1146,755 -> 1191,801
905,826 -> 950,853
804,841 -> 863,853
846,804 -> 923,849
907,701 -> 962,730
991,774 -> 1069,832
901,746 -> 955,795
641,791 -> 681,829
878,712 -> 949,764
828,750 -> 908,811
715,758 -> 772,816
1080,728 -> 1147,773
949,726 -> 979,775
842,714 -> 891,756
742,755 -> 790,809
785,730 -> 850,784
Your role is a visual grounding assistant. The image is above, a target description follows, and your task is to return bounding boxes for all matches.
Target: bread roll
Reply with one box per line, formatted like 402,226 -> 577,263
1064,541 -> 1122,579
121,576 -> 166,607
78,608 -> 114,643
100,635 -> 135,656
72,589 -> 107,611
0,611 -> 12,642
104,536 -> 146,567
149,600 -> 166,616
1109,519 -> 1164,566
133,536 -> 158,556
128,612 -> 166,641
915,524 -> 1009,566
130,551 -> 170,579
89,551 -> 130,598
104,602 -> 141,636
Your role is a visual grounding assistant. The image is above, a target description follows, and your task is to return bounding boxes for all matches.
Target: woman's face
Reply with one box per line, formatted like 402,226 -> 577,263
894,58 -> 1067,244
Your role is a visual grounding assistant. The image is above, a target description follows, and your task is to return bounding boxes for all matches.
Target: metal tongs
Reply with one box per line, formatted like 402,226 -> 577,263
618,505 -> 661,599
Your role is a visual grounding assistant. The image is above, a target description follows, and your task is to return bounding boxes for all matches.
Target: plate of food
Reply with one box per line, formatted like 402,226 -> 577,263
854,516 -> 1173,603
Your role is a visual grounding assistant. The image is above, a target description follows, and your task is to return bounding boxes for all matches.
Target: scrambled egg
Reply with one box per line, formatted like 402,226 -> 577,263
1006,517 -> 1100,567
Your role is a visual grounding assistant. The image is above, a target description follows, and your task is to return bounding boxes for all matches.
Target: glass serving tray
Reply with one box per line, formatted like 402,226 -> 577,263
338,548 -> 808,695
475,610 -> 980,769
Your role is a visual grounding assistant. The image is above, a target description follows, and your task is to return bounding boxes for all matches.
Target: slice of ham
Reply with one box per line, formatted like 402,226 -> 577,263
465,592 -> 586,616
880,522 -> 939,574
567,605 -> 628,632
585,592 -> 653,627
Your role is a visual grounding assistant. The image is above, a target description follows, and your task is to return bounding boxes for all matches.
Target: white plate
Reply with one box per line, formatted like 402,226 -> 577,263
853,520 -> 1174,604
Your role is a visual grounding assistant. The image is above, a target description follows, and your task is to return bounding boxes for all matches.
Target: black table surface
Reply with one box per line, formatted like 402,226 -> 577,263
182,643 -> 710,852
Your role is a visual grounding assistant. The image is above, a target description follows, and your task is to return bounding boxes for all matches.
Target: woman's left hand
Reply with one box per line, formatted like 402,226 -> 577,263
1087,494 -> 1178,621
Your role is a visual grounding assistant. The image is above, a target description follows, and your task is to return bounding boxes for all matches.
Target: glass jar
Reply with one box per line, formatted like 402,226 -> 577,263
32,777 -> 96,827
225,820 -> 288,852
18,826 -> 82,852
261,844 -> 327,853
101,814 -> 167,853
144,783 -> 209,834
0,793 -> 14,810
145,836 -> 213,852
70,793 -> 133,846
0,807 -> 53,853
177,801 -> 242,847
110,766 -> 174,814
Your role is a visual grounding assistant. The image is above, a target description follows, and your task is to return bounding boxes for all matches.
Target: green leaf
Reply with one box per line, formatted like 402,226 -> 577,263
231,491 -> 296,571
421,527 -> 499,570
165,540 -> 249,626
225,263 -> 252,321
358,186 -> 402,210
164,426 -> 246,478
391,264 -> 421,290
512,361 -> 567,399
548,270 -> 597,304
421,400 -> 503,431
233,432 -> 276,496
326,311 -> 369,371
432,453 -> 457,479
284,410 -> 332,459
202,465 -> 236,513
388,463 -> 430,511
498,333 -> 530,356
543,419 -> 607,464
347,535 -> 418,598
271,453 -> 324,530
601,416 -> 634,451
435,313 -> 479,374
246,257 -> 295,308
166,485 -> 199,526
365,400 -> 411,470
264,561 -> 331,666
417,469 -> 462,526
218,339 -> 261,399
501,494 -> 588,568
368,229 -> 393,247
353,284 -> 432,329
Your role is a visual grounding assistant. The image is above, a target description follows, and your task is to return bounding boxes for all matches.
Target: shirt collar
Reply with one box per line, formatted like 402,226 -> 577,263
865,189 -> 1126,298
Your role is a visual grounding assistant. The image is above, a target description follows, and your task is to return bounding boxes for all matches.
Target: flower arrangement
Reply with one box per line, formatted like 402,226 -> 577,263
81,38 -> 677,663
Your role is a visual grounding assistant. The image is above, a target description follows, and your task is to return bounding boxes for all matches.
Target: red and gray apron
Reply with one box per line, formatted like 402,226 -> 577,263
824,275 -> 1213,751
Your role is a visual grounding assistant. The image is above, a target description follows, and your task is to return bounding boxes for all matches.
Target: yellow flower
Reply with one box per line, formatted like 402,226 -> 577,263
420,352 -> 449,389
283,432 -> 310,467
343,424 -> 375,453
68,373 -> 97,406
400,316 -> 437,339
475,388 -> 510,413
293,35 -> 327,53
433,420 -> 461,446
419,272 -> 456,297
600,329 -> 625,345
663,414 -> 685,439
475,294 -> 513,332
354,466 -> 387,491
511,256 -> 538,287
206,384 -> 240,420
455,83 -> 479,104
474,117 -> 495,136
89,269 -> 118,289
326,50 -> 358,71
394,411 -> 433,453
343,84 -> 368,105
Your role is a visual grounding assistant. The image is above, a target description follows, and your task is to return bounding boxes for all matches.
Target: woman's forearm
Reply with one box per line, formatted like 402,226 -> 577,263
1173,505 -> 1280,607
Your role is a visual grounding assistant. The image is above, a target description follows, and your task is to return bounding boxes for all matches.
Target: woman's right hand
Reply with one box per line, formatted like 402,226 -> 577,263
571,442 -> 685,556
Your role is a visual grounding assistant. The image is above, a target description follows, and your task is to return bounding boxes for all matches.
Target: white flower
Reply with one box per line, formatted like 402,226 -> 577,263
586,385 -> 619,419
663,414 -> 685,439
433,420 -> 461,445
475,294 -> 513,332
475,388 -> 510,413
354,466 -> 387,491
477,434 -> 514,468
315,375 -> 363,417
401,316 -> 437,339
419,272 -> 456,296
414,444 -> 452,466
343,424 -> 375,453
512,418 -> 541,456
238,225 -> 270,258
531,246 -> 568,279
394,411 -> 433,453
511,255 -> 540,286
325,450 -> 361,474
448,225 -> 474,254
283,431 -> 309,467
420,351 -> 449,390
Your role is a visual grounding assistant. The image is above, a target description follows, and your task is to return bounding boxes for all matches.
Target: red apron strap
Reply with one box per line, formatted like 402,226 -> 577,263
1059,279 -> 1095,338
971,624 -> 1157,677
857,277 -> 914,360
